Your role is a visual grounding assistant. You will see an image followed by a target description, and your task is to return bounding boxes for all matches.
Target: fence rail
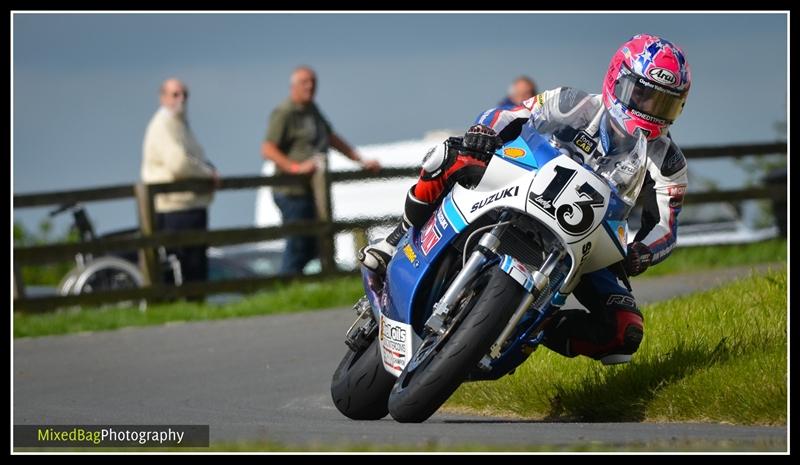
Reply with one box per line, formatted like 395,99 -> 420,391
14,218 -> 400,266
13,141 -> 786,312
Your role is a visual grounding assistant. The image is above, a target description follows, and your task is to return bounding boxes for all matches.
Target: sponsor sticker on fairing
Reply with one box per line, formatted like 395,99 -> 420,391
379,315 -> 413,376
403,244 -> 417,263
420,218 -> 441,256
500,256 -> 534,292
503,147 -> 526,159
617,225 -> 626,245
436,207 -> 449,230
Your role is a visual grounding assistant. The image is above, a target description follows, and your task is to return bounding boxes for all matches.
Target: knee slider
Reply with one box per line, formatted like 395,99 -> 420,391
617,311 -> 644,355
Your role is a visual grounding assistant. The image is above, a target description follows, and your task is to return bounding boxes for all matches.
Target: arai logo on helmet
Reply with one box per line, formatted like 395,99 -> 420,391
648,67 -> 678,87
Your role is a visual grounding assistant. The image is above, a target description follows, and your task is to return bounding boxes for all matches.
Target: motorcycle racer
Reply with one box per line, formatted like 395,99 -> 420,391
358,34 -> 691,364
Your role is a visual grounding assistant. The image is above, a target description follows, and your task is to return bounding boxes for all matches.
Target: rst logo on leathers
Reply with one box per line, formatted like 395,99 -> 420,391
470,186 -> 520,213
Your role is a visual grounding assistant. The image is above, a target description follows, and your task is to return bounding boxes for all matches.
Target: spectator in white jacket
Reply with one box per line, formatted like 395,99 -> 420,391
141,78 -> 218,292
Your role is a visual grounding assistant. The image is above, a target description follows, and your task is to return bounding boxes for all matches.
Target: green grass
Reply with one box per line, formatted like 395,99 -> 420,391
21,261 -> 76,286
640,238 -> 786,277
446,268 -> 787,426
14,239 -> 787,339
14,276 -> 364,338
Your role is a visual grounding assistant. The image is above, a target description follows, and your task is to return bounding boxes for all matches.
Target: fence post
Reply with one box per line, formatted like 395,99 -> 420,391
764,167 -> 787,237
135,183 -> 162,287
311,156 -> 336,274
13,263 -> 26,300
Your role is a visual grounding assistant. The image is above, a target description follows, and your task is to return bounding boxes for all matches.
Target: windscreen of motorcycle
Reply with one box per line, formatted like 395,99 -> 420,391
586,128 -> 648,217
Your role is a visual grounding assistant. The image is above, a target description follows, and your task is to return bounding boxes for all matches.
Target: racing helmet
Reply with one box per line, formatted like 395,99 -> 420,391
602,34 -> 691,140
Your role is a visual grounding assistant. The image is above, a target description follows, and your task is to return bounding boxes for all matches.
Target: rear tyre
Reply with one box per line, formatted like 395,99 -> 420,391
331,333 -> 396,420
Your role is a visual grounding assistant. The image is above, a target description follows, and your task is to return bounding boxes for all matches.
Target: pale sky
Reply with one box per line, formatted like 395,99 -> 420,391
12,12 -> 788,234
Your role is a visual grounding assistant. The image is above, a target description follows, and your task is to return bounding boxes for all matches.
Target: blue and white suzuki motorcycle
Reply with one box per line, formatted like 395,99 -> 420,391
331,122 -> 648,423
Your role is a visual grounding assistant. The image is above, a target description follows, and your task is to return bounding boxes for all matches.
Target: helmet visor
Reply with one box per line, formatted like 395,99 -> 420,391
614,65 -> 687,124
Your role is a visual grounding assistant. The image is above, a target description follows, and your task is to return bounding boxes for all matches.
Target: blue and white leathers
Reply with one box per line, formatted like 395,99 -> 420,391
361,121 -> 646,379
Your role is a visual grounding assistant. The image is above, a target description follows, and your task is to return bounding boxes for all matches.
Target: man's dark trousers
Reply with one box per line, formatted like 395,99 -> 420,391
272,192 -> 319,275
156,208 -> 209,287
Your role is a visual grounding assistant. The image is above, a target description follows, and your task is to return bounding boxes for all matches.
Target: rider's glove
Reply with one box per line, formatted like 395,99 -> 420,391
624,241 -> 653,277
462,124 -> 503,161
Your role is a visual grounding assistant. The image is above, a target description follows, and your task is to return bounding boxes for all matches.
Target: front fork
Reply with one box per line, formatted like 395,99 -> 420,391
485,247 -> 564,361
424,217 -> 511,335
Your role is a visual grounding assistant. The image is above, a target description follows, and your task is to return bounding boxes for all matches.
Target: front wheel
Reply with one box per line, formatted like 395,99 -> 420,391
330,329 -> 396,420
387,267 -> 526,423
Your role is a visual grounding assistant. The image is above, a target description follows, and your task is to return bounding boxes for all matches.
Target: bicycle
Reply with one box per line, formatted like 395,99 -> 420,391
49,203 -> 183,309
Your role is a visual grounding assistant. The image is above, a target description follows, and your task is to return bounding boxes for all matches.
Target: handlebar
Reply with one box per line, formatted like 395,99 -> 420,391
48,202 -> 78,217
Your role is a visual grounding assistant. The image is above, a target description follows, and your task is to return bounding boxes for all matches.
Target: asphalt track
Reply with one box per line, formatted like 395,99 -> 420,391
14,264 -> 786,451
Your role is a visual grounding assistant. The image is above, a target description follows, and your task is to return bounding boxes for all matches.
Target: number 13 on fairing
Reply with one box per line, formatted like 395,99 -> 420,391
527,159 -> 609,238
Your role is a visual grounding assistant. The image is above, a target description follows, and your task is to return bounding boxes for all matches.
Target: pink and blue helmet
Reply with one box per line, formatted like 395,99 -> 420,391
602,34 -> 691,140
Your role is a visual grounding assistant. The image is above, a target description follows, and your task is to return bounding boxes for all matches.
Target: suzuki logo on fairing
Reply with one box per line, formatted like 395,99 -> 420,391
470,186 -> 520,213
648,67 -> 677,86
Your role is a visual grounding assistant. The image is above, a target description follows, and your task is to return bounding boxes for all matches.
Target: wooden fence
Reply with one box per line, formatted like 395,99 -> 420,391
13,142 -> 787,312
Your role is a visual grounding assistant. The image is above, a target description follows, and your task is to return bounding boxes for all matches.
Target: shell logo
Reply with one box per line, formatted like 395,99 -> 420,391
503,147 -> 526,159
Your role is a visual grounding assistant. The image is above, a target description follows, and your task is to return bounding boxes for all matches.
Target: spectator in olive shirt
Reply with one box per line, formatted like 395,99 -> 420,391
261,66 -> 381,275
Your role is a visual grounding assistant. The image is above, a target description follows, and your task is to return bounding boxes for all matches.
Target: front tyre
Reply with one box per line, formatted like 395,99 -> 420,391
388,267 -> 525,423
331,333 -> 396,420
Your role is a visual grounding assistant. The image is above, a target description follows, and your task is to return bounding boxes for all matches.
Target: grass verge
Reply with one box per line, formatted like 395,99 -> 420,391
445,268 -> 787,426
14,276 -> 364,338
14,239 -> 786,339
640,238 -> 786,277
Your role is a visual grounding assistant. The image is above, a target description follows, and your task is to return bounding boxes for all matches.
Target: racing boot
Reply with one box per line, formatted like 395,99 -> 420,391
357,187 -> 435,277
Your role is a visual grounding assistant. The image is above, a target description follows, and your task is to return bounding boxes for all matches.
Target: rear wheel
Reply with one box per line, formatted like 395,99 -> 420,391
388,267 -> 526,423
70,256 -> 146,310
331,324 -> 396,420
